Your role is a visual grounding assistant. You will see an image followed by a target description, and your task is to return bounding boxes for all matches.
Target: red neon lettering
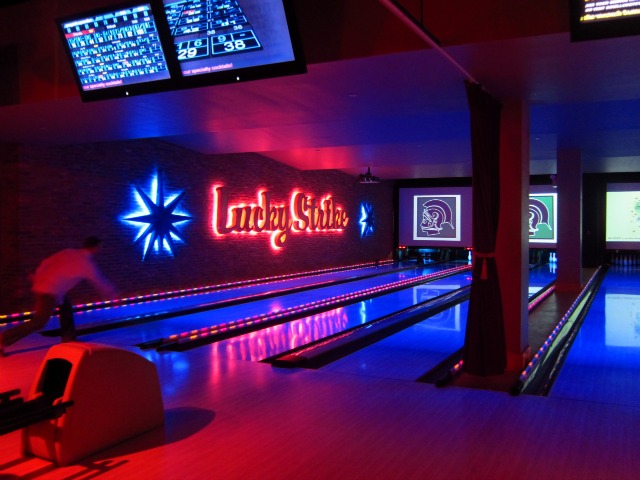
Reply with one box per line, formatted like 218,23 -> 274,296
213,186 -> 233,234
292,192 -> 309,230
212,187 -> 349,248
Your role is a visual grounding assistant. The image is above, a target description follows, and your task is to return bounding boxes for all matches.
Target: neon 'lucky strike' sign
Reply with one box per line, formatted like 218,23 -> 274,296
212,186 -> 350,249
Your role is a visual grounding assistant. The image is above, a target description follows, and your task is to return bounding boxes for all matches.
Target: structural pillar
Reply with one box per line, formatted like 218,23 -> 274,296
555,149 -> 583,291
496,100 -> 530,372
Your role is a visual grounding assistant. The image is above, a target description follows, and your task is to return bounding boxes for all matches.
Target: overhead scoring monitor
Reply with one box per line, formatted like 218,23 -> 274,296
606,182 -> 640,250
164,0 -> 263,75
161,0 -> 306,86
56,0 -> 306,101
570,0 -> 640,41
57,3 -> 179,101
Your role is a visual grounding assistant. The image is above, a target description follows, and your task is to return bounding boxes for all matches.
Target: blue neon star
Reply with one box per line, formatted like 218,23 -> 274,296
124,171 -> 191,260
359,202 -> 375,237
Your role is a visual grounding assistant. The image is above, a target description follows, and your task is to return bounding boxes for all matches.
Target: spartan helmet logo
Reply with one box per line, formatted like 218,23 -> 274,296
529,198 -> 551,236
420,198 -> 454,236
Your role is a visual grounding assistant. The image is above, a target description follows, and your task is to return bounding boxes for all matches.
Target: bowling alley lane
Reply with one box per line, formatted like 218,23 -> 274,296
322,297 -> 470,381
548,267 -> 640,408
66,261 -> 405,327
319,265 -> 557,381
205,270 -> 473,362
96,264 -> 552,375
198,265 -> 553,375
529,263 -> 557,296
80,263 -> 463,347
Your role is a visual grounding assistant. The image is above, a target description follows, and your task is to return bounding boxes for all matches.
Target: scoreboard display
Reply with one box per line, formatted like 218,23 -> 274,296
164,0 -> 263,76
56,0 -> 306,101
59,4 -> 172,92
570,0 -> 640,41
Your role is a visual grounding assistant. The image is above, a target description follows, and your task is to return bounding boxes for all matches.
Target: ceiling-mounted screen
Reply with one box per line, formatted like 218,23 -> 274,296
570,0 -> 640,41
606,183 -> 640,250
57,0 -> 306,101
398,185 -> 557,249
57,3 -> 179,101
397,187 -> 473,248
162,0 -> 306,86
529,186 -> 557,246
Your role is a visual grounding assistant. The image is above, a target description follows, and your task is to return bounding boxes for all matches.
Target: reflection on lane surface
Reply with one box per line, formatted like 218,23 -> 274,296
549,267 -> 640,407
326,265 -> 557,381
84,264 -> 461,346
529,264 -> 557,296
137,265 -> 552,384
211,271 -> 472,361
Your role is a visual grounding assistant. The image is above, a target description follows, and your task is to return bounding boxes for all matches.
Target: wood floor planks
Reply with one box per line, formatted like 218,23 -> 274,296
2,340 -> 640,479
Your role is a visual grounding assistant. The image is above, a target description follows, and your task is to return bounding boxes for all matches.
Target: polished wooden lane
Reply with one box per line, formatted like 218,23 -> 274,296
550,266 -> 640,408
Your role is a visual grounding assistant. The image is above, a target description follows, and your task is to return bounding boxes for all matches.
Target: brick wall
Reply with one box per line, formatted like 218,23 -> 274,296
0,144 -> 22,310
0,139 -> 394,313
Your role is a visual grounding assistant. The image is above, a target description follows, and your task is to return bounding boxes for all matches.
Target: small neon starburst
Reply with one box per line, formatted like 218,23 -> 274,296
359,202 -> 375,237
123,171 -> 191,260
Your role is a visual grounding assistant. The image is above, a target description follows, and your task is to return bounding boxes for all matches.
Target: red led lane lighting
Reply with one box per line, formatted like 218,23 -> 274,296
156,265 -> 471,350
0,259 -> 393,324
527,285 -> 555,311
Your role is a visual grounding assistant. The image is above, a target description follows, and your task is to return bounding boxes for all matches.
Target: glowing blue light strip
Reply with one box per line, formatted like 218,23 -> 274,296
0,260 -> 395,323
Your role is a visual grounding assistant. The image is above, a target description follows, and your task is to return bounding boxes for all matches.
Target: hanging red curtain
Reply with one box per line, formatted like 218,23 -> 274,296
462,81 -> 506,376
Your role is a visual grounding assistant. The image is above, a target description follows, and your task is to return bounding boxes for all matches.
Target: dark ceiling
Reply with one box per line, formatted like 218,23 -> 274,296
1,0 -> 640,180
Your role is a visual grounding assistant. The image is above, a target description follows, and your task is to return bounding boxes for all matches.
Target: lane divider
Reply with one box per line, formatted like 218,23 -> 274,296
1,259 -> 394,325
513,266 -> 606,395
418,280 -> 556,386
269,286 -> 471,369
39,262 -> 419,338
